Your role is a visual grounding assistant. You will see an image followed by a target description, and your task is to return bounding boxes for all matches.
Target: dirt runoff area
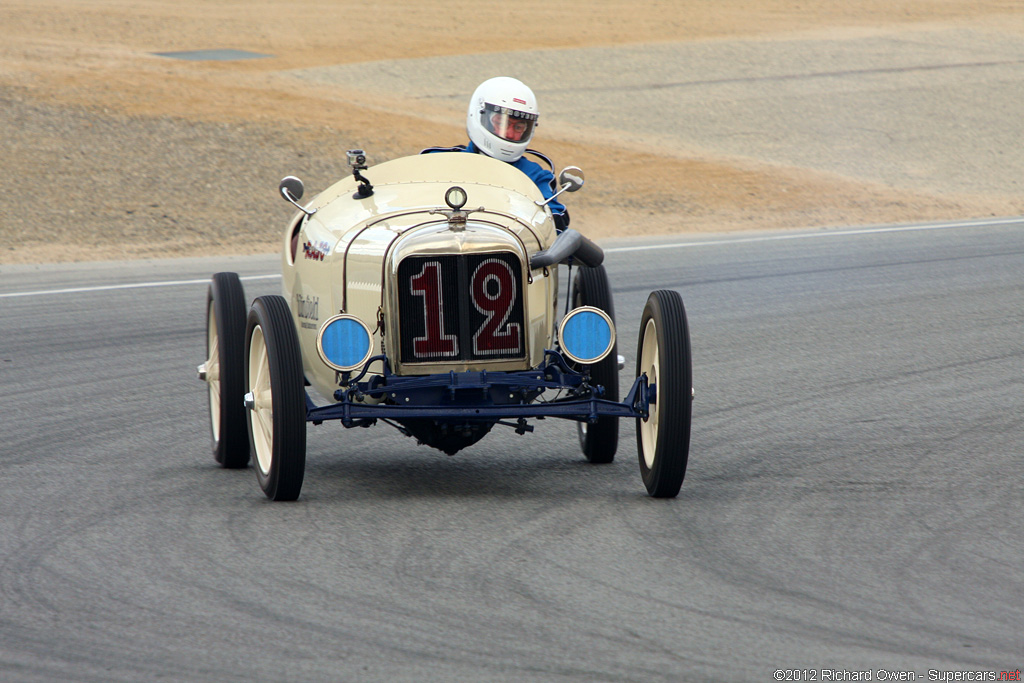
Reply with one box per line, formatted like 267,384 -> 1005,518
1,1 -> 1022,264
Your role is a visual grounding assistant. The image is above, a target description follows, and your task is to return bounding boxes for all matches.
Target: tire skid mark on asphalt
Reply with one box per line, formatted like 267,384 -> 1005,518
612,245 -> 1024,294
603,216 -> 1024,254
548,58 -> 1024,94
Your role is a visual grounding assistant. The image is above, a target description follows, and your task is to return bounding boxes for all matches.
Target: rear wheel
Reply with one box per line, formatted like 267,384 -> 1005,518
204,272 -> 249,468
571,265 -> 619,463
636,290 -> 692,498
245,296 -> 306,501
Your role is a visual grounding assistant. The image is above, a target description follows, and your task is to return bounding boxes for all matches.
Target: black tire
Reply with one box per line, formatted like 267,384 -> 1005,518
245,295 -> 307,501
571,265 -> 619,463
635,290 -> 692,498
205,272 -> 250,468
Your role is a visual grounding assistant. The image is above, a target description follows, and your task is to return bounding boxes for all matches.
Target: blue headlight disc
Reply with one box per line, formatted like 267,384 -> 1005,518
316,314 -> 373,372
559,307 -> 615,364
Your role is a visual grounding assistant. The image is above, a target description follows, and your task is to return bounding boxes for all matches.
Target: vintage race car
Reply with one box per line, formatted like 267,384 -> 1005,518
198,150 -> 692,500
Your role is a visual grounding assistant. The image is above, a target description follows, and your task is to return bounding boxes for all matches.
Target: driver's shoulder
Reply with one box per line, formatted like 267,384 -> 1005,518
521,148 -> 554,172
513,153 -> 555,184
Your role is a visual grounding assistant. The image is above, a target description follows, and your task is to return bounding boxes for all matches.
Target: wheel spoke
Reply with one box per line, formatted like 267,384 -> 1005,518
206,342 -> 220,383
640,318 -> 659,469
256,347 -> 269,395
207,306 -> 221,440
253,388 -> 273,413
210,379 -> 220,417
248,325 -> 275,475
256,405 -> 273,444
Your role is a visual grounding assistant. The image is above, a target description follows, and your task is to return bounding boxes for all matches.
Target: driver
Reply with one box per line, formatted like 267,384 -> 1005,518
423,77 -> 569,230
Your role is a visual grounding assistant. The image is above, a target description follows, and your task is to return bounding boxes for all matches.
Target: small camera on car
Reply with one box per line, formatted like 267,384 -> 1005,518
346,149 -> 373,198
347,149 -> 367,168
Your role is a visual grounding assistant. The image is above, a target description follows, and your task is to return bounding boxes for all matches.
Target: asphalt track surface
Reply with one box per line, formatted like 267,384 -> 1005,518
1,219 -> 1022,681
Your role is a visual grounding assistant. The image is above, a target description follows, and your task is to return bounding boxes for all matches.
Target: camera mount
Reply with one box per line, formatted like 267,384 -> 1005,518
347,149 -> 374,199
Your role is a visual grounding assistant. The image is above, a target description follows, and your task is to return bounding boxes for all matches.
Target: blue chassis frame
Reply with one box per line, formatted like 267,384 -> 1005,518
305,350 -> 654,430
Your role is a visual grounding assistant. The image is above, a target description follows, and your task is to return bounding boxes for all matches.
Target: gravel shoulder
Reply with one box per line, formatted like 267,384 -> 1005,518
1,1 -> 1021,264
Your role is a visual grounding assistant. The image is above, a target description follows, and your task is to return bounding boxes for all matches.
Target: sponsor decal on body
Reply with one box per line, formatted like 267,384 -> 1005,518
296,294 -> 319,329
302,240 -> 330,261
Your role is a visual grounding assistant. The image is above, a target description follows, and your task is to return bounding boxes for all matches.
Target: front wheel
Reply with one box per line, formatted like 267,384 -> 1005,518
635,290 -> 692,498
245,296 -> 306,501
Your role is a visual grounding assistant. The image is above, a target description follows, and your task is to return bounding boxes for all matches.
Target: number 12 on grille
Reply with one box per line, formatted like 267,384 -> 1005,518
398,253 -> 526,363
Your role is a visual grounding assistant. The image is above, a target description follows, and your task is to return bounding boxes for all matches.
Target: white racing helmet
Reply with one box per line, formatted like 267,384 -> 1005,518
466,77 -> 539,162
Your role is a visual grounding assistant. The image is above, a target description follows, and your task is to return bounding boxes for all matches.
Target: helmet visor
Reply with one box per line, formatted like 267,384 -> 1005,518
481,103 -> 537,143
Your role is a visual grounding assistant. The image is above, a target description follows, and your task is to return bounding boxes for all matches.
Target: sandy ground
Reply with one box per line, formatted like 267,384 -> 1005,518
1,1 -> 1022,263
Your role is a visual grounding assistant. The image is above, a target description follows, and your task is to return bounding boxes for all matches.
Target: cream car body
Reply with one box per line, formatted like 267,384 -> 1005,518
282,152 -> 558,400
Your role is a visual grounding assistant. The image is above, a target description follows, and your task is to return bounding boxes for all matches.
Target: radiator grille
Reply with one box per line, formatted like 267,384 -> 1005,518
398,252 -> 526,364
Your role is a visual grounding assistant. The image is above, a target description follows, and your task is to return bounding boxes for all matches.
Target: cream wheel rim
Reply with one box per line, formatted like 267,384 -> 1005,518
639,318 -> 660,469
248,325 -> 274,476
206,305 -> 221,441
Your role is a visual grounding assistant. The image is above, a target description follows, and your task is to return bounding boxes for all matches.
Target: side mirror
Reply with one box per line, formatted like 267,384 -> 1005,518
279,176 -> 316,217
558,166 -> 585,193
536,166 -> 586,208
279,176 -> 305,202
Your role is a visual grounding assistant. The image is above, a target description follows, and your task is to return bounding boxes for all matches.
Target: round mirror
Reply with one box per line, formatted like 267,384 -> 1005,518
279,175 -> 305,202
558,166 -> 585,193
